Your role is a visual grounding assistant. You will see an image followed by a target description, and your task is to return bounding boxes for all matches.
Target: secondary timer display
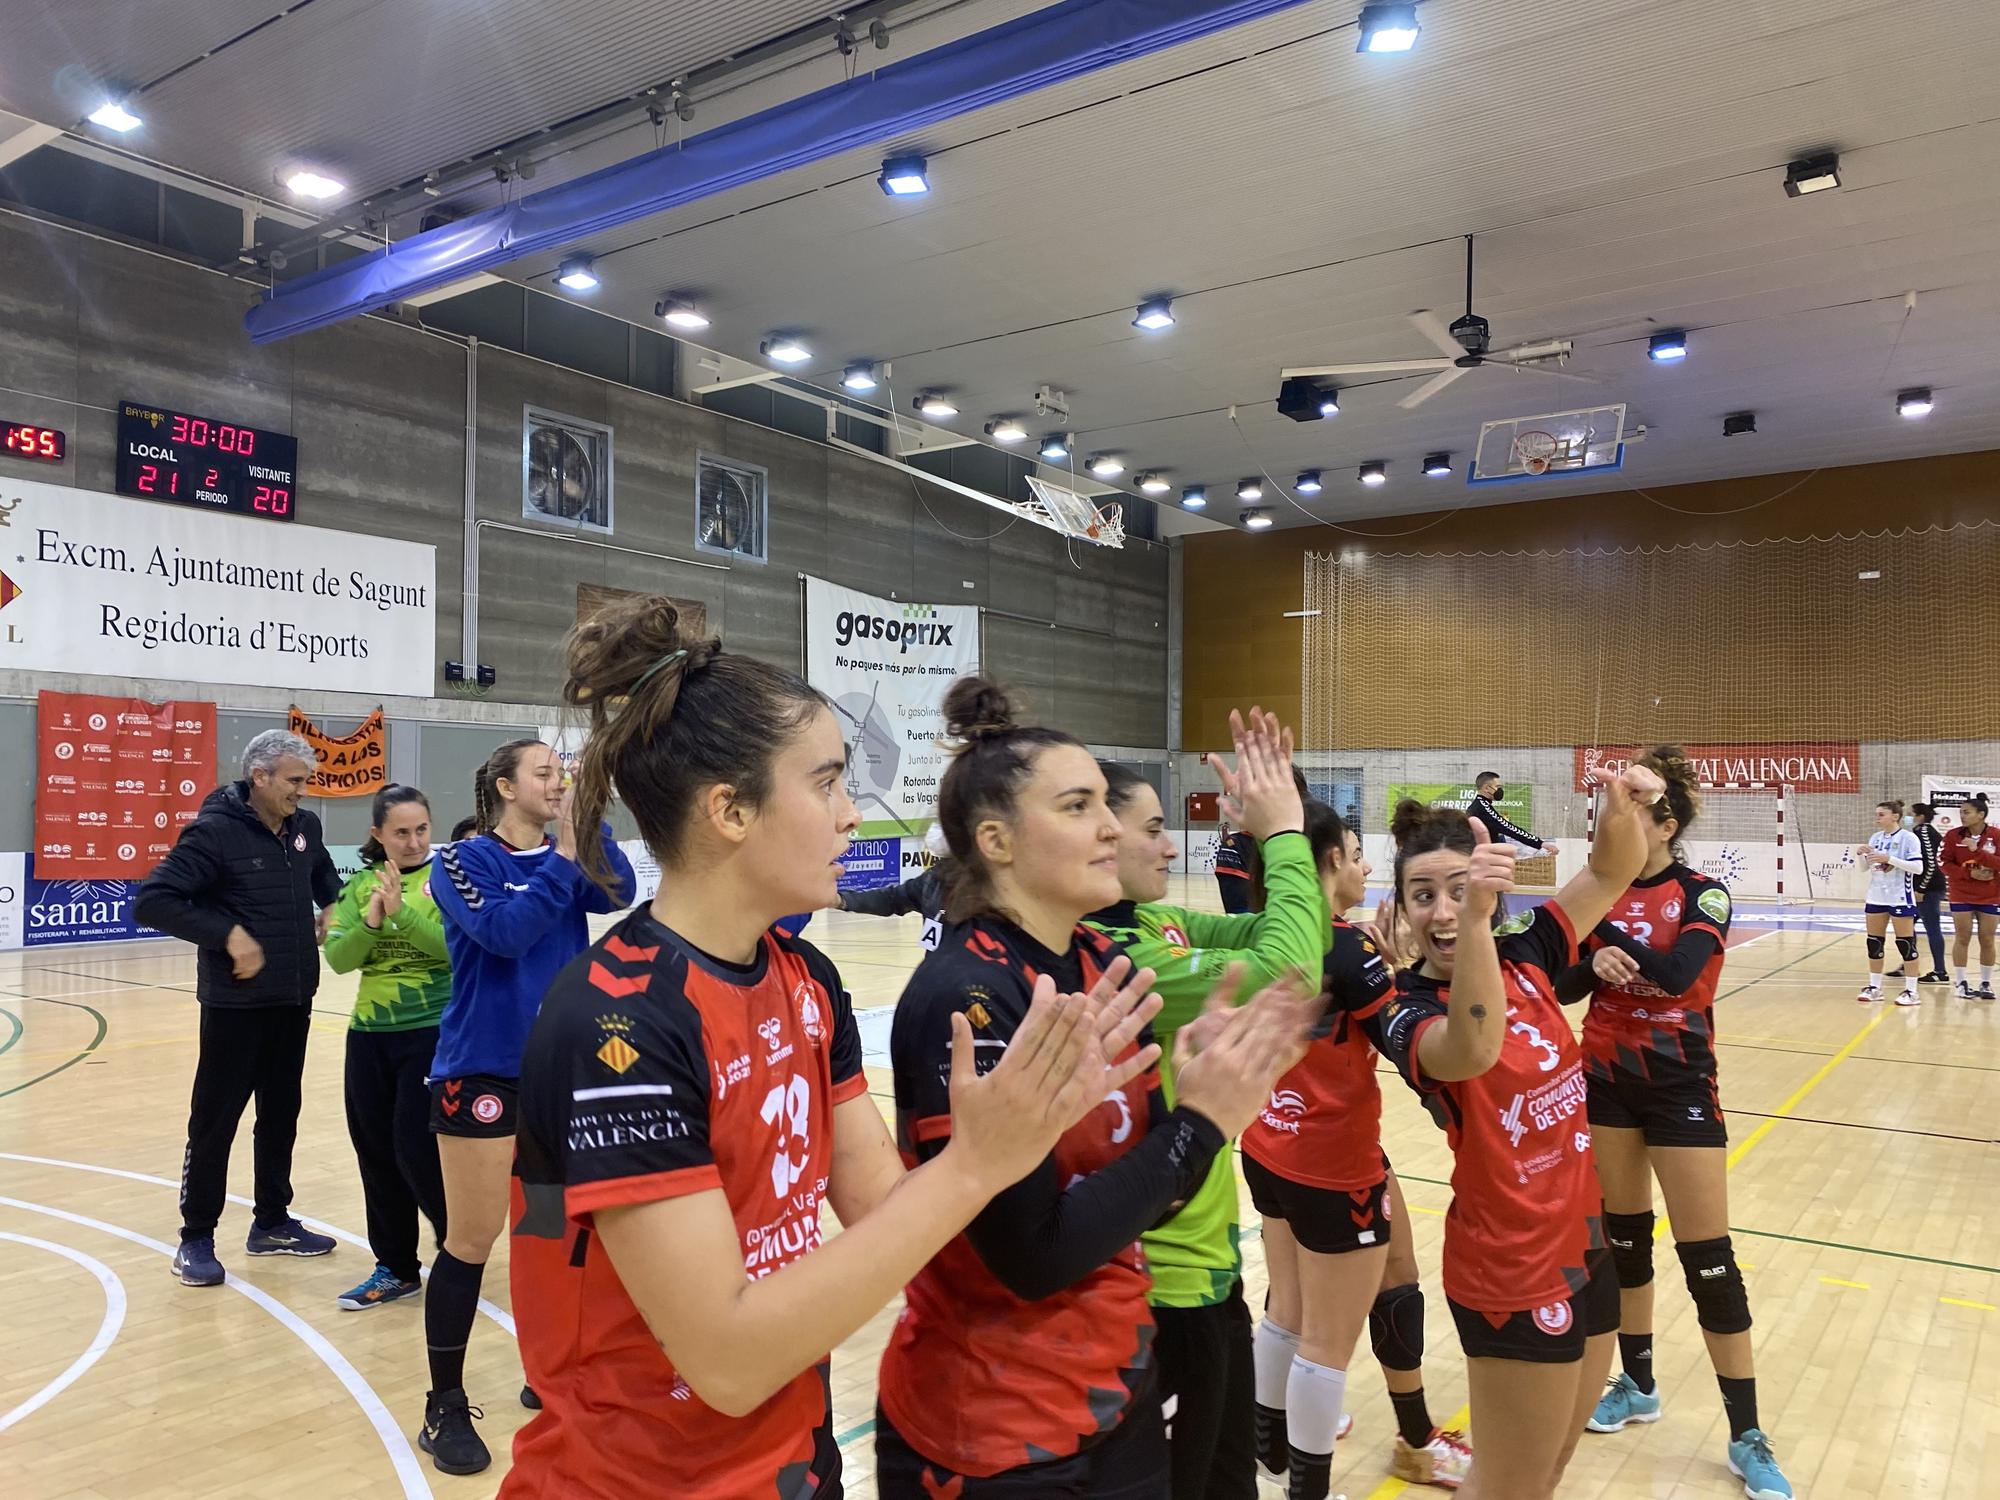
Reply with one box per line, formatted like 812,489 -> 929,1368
2,420 -> 65,462
115,400 -> 300,521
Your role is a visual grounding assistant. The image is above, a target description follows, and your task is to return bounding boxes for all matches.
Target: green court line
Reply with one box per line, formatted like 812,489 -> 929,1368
834,1416 -> 876,1449
0,997 -> 110,1098
0,1005 -> 23,1058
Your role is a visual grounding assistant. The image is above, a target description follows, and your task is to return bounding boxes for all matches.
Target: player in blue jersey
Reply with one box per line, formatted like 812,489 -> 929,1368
1855,800 -> 1924,1006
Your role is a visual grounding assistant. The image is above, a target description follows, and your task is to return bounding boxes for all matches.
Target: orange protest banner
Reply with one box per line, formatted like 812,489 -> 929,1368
287,706 -> 387,798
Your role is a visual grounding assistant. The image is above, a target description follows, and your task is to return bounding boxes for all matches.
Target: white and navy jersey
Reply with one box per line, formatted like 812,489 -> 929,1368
1866,828 -> 1922,908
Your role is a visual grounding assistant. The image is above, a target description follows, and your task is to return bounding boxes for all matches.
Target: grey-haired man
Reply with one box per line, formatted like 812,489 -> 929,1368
137,729 -> 343,1284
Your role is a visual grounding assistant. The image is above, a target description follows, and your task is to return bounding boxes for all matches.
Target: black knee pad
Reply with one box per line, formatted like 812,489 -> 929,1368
1604,1210 -> 1656,1288
1896,936 -> 1918,963
1866,934 -> 1886,961
1369,1282 -> 1425,1372
1676,1235 -> 1752,1334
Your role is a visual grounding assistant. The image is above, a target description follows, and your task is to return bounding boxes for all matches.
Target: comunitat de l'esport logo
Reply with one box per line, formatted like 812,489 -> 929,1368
832,601 -> 958,654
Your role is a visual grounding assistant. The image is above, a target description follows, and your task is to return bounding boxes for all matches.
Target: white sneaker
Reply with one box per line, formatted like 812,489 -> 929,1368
1895,989 -> 1920,1007
1392,1429 -> 1473,1489
1954,981 -> 1975,999
1856,984 -> 1881,1003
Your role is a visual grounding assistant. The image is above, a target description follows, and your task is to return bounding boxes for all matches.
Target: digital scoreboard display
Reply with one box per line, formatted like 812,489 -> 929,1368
2,419 -> 65,462
115,400 -> 299,521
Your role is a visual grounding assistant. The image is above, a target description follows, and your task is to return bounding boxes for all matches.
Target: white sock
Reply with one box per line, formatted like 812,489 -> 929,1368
1956,967 -> 1967,985
1983,966 -> 1994,987
1863,975 -> 1881,990
1254,1319 -> 1301,1409
1287,1355 -> 1348,1457
1903,970 -> 1918,994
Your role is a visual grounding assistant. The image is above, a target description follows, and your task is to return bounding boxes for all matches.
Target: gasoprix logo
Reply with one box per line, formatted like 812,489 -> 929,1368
832,601 -> 956,654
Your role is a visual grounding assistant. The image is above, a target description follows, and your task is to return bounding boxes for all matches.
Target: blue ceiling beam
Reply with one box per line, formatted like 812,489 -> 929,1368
244,0 -> 1316,343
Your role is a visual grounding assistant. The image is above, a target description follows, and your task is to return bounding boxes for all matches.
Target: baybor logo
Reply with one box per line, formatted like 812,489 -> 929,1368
832,601 -> 956,654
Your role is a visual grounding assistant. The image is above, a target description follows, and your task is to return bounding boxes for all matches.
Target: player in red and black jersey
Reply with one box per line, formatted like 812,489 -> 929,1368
1215,824 -> 1259,913
1553,748 -> 1794,1498
878,677 -> 1316,1498
500,599 -> 1163,1500
1365,766 -> 1660,1500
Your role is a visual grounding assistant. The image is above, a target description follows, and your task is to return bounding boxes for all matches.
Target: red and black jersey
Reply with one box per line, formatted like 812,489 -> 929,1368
1580,864 -> 1732,1075
1215,830 -> 1257,913
500,911 -> 867,1500
879,917 -> 1177,1478
1943,823 -> 2000,906
1242,920 -> 1396,1191
1371,902 -> 1603,1316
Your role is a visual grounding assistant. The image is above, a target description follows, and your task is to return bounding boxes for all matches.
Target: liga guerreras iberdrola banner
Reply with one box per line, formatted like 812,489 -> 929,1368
35,690 -> 216,879
802,576 -> 980,840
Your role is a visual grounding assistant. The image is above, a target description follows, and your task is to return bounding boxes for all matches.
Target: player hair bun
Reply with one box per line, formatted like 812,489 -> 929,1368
944,675 -> 1021,745
1389,797 -> 1435,847
1969,793 -> 1990,812
1879,797 -> 1906,815
561,594 -> 715,710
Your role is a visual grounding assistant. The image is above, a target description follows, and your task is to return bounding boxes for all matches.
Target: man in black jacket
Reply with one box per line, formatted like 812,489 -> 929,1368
1468,771 -> 1561,857
1911,802 -> 1949,983
136,728 -> 343,1286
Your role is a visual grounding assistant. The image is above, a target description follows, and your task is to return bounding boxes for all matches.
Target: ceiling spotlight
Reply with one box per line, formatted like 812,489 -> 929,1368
878,154 -> 930,196
656,296 -> 709,330
1648,329 -> 1688,362
986,418 -> 1028,443
1087,453 -> 1125,478
842,362 -> 880,393
1897,387 -> 1934,418
1138,472 -> 1172,495
1295,470 -> 1323,495
1040,434 -> 1072,462
556,255 -> 600,291
286,170 -> 347,200
88,100 -> 142,132
1358,460 -> 1387,486
762,334 -> 812,365
1783,152 -> 1841,197
1236,478 -> 1264,501
1423,452 -> 1454,477
1133,296 -> 1176,331
1277,376 -> 1339,421
1181,486 -> 1208,509
1722,411 -> 1756,437
915,391 -> 958,419
1356,3 -> 1421,53
1243,510 -> 1274,530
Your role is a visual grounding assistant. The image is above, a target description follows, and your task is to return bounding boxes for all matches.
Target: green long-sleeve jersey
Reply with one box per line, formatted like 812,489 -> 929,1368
1085,829 -> 1329,1307
323,860 -> 452,1032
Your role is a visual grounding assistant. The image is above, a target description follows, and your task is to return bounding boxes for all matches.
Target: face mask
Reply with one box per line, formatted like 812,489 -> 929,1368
1902,814 -> 1916,830
1488,785 -> 1505,801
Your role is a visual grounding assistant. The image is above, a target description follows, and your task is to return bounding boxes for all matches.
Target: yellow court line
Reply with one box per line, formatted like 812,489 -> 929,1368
1940,1297 -> 1996,1312
1819,1276 -> 1870,1290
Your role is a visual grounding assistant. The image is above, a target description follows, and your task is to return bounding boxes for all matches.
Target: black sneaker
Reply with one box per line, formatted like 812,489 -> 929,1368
172,1237 -> 225,1287
245,1216 -> 336,1257
520,1384 -> 542,1410
418,1388 -> 490,1475
1919,970 -> 1949,984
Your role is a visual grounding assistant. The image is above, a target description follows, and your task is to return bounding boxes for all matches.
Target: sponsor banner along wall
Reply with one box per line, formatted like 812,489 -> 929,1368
802,575 -> 981,840
289,706 -> 387,797
1576,743 -> 1860,792
1922,775 -> 2000,832
35,690 -> 215,880
0,476 -> 436,696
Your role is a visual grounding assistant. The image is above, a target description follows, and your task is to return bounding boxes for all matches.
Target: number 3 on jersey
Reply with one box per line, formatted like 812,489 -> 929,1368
1510,1016 -> 1562,1073
760,1075 -> 812,1199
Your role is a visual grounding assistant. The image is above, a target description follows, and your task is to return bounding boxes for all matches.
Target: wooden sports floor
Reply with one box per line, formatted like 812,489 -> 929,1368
4,884 -> 1996,1499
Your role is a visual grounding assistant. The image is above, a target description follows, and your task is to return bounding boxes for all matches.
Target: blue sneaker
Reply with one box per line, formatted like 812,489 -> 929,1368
172,1237 -> 224,1287
1728,1429 -> 1794,1499
1586,1373 -> 1663,1433
336,1263 -> 421,1309
245,1216 -> 336,1257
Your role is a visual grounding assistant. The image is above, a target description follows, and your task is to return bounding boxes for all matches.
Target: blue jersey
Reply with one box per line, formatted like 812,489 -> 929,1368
430,833 -> 635,1080
1865,829 -> 1921,908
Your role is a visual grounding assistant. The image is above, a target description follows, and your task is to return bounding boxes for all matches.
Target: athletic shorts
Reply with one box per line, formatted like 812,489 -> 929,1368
1449,1248 -> 1619,1365
429,1073 -> 518,1138
1950,903 -> 2000,916
1241,1153 -> 1393,1256
873,1388 -> 1166,1499
1865,903 -> 1917,919
1585,1044 -> 1726,1148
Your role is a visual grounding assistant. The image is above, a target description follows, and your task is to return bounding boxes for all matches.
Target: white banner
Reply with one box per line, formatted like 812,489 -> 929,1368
1922,775 -> 2000,832
0,852 -> 21,951
803,576 -> 980,839
0,476 -> 436,696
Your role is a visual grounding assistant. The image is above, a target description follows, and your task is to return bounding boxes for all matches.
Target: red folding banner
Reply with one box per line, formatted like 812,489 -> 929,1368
36,691 -> 216,879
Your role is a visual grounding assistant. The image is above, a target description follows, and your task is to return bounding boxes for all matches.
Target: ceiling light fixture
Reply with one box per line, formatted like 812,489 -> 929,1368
1133,296 -> 1176,331
1648,329 -> 1689,362
1723,411 -> 1757,436
842,362 -> 880,393
1423,452 -> 1454,477
556,255 -> 600,291
1243,510 -> 1274,530
1897,387 -> 1934,418
1356,3 -> 1421,53
88,100 -> 142,132
1358,460 -> 1387,486
656,296 -> 709,330
1783,152 -> 1841,197
1278,376 -> 1339,422
1237,477 -> 1264,501
1040,434 -> 1071,462
1181,486 -> 1207,509
1087,453 -> 1125,478
1295,470 -> 1323,495
915,391 -> 958,418
762,334 -> 812,365
986,418 -> 1028,443
286,170 -> 346,200
1138,472 -> 1172,495
878,155 -> 929,196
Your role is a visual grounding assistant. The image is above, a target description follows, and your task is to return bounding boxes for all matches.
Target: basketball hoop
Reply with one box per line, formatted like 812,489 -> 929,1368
1514,429 -> 1560,475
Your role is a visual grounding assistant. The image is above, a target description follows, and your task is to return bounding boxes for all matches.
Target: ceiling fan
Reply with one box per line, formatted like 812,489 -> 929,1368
1282,235 -> 1596,409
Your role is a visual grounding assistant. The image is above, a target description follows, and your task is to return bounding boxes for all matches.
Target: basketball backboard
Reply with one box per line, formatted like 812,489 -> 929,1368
1468,402 -> 1627,484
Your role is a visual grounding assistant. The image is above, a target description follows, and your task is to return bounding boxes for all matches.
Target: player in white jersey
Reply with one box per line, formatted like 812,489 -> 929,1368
1856,800 -> 1924,1006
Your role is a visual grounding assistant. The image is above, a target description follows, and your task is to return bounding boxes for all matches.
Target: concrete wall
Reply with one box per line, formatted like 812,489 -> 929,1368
0,211 -> 1170,746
